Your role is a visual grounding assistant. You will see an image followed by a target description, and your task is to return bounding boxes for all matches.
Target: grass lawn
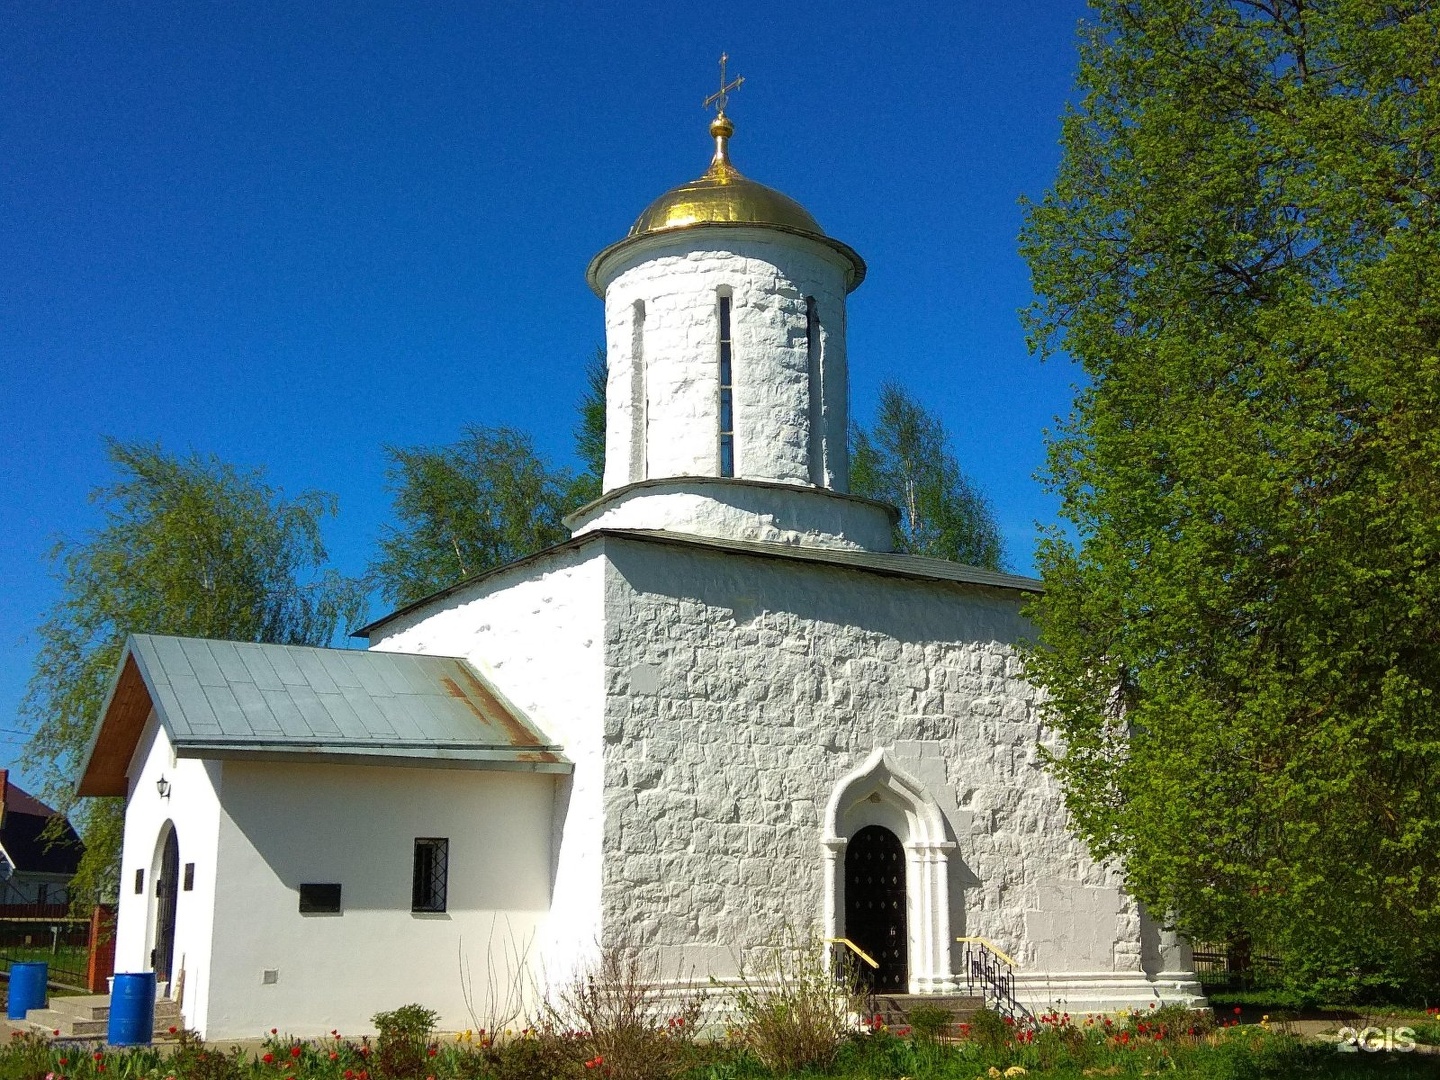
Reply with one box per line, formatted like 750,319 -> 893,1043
1,944 -> 88,967
0,946 -> 92,995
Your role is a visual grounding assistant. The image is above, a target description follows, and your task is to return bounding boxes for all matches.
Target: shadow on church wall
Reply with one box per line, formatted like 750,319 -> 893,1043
607,540 -> 1032,649
219,761 -> 554,915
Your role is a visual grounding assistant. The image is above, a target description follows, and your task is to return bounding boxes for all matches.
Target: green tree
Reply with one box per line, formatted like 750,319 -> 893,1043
850,381 -> 1004,568
22,440 -> 364,903
571,345 -> 607,507
371,426 -> 574,606
1019,0 -> 1440,997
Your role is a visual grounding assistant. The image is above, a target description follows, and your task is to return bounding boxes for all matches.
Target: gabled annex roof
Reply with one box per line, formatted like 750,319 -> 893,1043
76,635 -> 570,797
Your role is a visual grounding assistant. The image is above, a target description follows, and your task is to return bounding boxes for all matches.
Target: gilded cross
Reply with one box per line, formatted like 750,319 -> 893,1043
703,52 -> 744,117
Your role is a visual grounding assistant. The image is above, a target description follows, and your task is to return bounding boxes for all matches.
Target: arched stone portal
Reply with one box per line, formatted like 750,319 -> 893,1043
822,748 -> 957,993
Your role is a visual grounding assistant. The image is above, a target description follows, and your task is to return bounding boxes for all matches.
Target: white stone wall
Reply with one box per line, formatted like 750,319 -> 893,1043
205,761 -> 554,1039
115,713 -> 224,1032
596,538 -> 1190,1009
568,478 -> 895,553
598,229 -> 851,493
368,544 -> 609,984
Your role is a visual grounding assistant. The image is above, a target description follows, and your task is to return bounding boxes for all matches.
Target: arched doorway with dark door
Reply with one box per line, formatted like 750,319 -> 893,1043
150,825 -> 180,987
844,824 -> 908,991
822,748 -> 960,994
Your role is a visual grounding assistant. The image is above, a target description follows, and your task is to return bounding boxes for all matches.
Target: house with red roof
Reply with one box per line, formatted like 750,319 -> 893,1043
0,770 -> 84,908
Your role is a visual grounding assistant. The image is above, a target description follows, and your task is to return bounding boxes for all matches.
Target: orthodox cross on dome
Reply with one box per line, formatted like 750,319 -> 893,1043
702,53 -> 743,177
703,52 -> 744,118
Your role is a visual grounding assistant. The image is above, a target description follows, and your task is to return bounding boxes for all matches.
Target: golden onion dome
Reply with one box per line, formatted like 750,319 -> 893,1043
628,115 -> 825,236
587,115 -> 865,296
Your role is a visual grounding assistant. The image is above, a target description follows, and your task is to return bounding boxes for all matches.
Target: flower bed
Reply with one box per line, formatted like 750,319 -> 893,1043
0,1001 -> 1435,1080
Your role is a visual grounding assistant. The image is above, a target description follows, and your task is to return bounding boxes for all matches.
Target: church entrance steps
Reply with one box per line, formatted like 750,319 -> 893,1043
24,992 -> 181,1040
872,993 -> 984,1034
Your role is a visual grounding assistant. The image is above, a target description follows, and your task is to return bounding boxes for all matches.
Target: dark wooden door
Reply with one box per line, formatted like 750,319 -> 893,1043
844,824 -> 908,992
151,829 -> 179,983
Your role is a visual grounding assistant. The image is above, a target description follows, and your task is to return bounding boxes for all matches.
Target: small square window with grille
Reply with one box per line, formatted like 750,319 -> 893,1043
298,883 -> 342,914
412,838 -> 448,913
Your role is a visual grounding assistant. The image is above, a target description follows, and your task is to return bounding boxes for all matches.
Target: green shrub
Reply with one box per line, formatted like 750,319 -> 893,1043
168,1028 -> 248,1080
0,1031 -> 54,1080
905,1002 -> 954,1042
833,1028 -> 917,1076
469,1024 -> 586,1080
729,928 -> 867,1075
1412,1019 -> 1440,1046
1033,1020 -> 1090,1069
1123,1001 -> 1214,1042
965,1006 -> 1011,1052
372,1003 -> 440,1080
545,947 -> 702,1080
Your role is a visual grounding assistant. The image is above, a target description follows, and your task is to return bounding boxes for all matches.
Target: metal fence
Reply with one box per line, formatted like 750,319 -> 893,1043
0,913 -> 96,991
1190,940 -> 1285,989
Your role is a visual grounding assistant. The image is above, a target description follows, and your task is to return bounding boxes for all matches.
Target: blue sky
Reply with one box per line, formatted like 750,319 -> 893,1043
0,1 -> 1090,785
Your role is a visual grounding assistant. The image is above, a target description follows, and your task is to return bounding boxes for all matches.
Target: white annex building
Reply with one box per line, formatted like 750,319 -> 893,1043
78,104 -> 1205,1039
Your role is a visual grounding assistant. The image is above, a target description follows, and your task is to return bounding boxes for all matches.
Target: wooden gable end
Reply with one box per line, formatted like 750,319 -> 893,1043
76,653 -> 154,798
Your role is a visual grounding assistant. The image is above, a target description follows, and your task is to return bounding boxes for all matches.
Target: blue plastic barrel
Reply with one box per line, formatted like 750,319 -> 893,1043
6,961 -> 47,1020
107,972 -> 156,1046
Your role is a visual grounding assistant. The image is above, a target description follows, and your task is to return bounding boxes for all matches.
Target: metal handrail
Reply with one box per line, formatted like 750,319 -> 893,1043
824,937 -> 879,969
955,935 -> 1018,968
956,936 -> 1026,1021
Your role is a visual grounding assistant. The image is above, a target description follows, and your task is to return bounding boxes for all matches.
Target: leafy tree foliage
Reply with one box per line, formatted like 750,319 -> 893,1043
572,346 -> 607,506
1019,0 -> 1440,996
23,440 -> 364,903
850,381 -> 1004,568
372,349 -> 609,607
371,426 -> 574,606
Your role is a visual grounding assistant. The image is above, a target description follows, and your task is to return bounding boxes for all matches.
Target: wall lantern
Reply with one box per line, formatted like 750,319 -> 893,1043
156,775 -> 171,799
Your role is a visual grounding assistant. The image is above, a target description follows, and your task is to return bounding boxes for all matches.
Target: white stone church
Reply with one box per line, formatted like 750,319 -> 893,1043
77,106 -> 1204,1039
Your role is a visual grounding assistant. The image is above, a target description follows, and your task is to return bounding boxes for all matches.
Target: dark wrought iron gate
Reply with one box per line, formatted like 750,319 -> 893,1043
151,829 -> 179,984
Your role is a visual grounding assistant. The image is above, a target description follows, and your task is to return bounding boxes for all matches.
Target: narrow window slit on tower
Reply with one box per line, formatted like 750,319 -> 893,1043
719,293 -> 734,476
806,297 -> 824,486
629,301 -> 646,483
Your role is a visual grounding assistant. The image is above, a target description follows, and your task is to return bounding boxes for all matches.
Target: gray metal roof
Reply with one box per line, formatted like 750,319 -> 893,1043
611,529 -> 1044,594
77,635 -> 569,795
355,527 -> 1041,638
